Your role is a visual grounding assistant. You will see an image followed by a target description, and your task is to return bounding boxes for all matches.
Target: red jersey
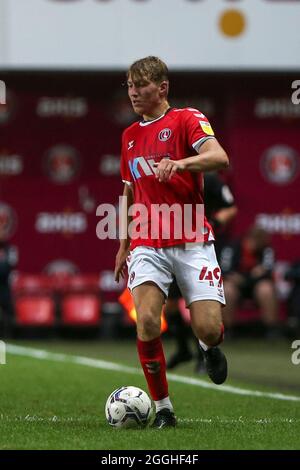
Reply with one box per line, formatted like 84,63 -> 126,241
120,107 -> 216,250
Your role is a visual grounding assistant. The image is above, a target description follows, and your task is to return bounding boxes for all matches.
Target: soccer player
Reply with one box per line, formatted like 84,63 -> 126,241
115,56 -> 229,429
166,172 -> 237,372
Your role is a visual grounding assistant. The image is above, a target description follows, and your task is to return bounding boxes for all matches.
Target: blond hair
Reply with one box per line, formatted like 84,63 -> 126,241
127,56 -> 169,85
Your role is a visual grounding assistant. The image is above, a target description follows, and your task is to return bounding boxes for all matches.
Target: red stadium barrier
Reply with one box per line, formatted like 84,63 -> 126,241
15,296 -> 55,326
61,294 -> 100,326
12,272 -> 101,327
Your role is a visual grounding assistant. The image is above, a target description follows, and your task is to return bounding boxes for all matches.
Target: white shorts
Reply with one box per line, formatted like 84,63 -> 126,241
127,243 -> 226,307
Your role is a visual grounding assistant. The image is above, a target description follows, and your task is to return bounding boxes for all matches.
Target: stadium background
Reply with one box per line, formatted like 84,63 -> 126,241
1,0 -> 300,453
0,0 -> 300,331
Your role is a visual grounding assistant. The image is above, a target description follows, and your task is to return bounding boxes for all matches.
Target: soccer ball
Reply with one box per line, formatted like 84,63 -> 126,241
105,386 -> 152,428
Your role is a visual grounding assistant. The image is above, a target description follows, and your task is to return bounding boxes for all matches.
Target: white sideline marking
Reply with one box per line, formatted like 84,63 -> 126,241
7,344 -> 300,403
179,417 -> 298,424
0,414 -> 298,425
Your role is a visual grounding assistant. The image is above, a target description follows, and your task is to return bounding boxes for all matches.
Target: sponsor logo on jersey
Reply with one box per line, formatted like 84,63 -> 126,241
158,128 -> 172,142
128,140 -> 135,150
260,145 -> 299,185
199,121 -> 214,136
129,156 -> 157,180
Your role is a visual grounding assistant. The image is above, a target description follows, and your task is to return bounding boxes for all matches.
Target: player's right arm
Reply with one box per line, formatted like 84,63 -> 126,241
115,127 -> 136,282
115,129 -> 134,282
114,182 -> 133,282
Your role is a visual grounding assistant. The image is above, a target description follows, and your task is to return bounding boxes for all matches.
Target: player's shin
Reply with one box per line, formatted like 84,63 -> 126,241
137,336 -> 173,412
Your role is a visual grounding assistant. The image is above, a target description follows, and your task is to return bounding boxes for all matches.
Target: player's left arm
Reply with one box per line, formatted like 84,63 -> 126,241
154,139 -> 229,182
181,138 -> 229,172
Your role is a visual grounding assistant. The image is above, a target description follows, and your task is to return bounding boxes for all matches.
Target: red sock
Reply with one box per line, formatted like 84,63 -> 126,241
137,336 -> 168,401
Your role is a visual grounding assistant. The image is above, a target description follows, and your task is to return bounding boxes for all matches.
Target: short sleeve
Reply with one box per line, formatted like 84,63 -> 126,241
120,131 -> 133,185
183,108 -> 216,152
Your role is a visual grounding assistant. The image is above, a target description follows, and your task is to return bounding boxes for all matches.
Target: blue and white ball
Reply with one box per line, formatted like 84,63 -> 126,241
105,386 -> 152,428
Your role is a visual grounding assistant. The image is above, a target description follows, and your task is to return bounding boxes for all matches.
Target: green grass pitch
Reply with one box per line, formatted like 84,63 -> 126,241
1,338 -> 300,450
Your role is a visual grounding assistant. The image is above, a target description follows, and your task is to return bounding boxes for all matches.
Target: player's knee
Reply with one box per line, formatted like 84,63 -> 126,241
137,312 -> 160,339
198,321 -> 223,347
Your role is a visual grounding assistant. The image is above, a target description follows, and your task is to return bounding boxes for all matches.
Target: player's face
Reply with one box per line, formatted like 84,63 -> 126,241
127,75 -> 162,116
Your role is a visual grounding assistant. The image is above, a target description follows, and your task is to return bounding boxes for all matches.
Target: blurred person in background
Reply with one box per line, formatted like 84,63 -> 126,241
285,261 -> 300,337
0,231 -> 18,338
115,56 -> 229,428
166,172 -> 237,372
219,225 -> 280,339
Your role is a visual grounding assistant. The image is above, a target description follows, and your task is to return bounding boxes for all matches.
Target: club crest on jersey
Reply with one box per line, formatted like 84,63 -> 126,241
158,128 -> 172,142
